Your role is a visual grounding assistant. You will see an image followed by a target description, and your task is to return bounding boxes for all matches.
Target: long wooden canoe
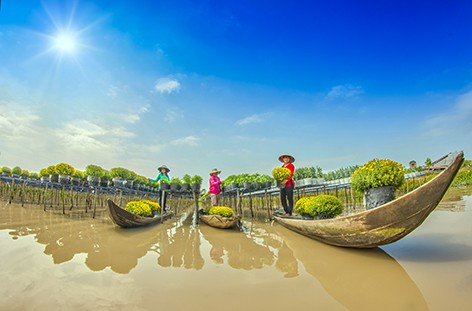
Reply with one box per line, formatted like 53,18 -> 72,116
107,199 -> 173,228
274,151 -> 464,248
199,214 -> 242,229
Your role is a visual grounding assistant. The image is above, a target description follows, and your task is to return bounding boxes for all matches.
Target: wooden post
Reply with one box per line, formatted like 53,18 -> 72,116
194,190 -> 199,224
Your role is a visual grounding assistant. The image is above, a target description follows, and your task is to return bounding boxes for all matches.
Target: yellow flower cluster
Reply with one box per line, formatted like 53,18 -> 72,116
351,159 -> 405,192
140,199 -> 161,212
294,195 -> 343,217
208,206 -> 235,217
272,167 -> 291,181
125,199 -> 161,217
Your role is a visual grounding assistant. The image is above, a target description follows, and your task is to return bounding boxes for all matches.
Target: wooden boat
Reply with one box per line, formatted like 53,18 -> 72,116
199,214 -> 242,229
274,151 -> 464,248
107,199 -> 173,228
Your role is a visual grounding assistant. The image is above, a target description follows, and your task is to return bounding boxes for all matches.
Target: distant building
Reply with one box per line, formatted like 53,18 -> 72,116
409,161 -> 417,169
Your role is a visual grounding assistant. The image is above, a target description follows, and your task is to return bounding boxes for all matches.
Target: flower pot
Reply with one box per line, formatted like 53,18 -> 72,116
50,174 -> 59,183
243,182 -> 253,191
100,180 -> 109,187
126,180 -> 134,188
276,181 -> 286,189
181,183 -> 190,191
58,174 -> 70,184
364,186 -> 396,210
113,177 -> 126,187
71,177 -> 81,186
170,183 -> 181,191
40,176 -> 50,183
191,183 -> 200,192
160,182 -> 170,190
263,181 -> 272,189
87,175 -> 100,186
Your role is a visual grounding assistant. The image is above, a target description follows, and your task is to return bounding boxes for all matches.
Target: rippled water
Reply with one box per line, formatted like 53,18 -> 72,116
1,189 -> 471,311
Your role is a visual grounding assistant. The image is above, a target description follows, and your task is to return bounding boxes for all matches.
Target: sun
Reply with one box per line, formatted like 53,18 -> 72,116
53,32 -> 78,53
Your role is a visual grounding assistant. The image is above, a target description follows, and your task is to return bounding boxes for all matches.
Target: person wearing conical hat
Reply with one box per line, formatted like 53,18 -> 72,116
278,154 -> 295,217
209,168 -> 222,206
150,165 -> 171,211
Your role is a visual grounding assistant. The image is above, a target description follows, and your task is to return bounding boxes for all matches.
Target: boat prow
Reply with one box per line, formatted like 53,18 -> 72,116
274,151 -> 464,248
107,199 -> 173,228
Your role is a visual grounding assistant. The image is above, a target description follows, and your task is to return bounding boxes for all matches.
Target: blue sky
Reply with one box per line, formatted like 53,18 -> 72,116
1,0 -> 471,181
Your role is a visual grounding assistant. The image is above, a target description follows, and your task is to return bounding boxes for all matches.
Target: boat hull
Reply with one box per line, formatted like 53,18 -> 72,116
274,152 -> 464,248
199,214 -> 242,229
107,199 -> 172,228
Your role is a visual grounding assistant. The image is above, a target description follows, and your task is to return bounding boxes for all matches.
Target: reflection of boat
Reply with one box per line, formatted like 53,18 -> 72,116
107,199 -> 173,228
199,224 -> 274,269
199,214 -> 242,229
275,225 -> 428,311
274,151 -> 464,248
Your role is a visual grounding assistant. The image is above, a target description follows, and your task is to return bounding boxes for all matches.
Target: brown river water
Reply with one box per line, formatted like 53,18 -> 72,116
1,188 -> 471,311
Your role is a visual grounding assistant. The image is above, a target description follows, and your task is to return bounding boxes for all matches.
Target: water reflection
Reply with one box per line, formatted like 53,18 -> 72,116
157,213 -> 204,269
199,223 -> 276,270
274,224 -> 428,311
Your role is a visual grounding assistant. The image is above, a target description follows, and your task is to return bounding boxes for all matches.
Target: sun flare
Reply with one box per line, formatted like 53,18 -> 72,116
53,32 -> 77,53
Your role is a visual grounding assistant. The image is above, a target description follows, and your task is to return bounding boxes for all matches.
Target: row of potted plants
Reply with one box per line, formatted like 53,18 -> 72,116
0,163 -> 204,192
220,173 -> 274,192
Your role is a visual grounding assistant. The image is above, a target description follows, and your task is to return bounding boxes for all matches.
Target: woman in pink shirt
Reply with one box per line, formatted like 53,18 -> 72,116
278,154 -> 295,216
209,168 -> 222,206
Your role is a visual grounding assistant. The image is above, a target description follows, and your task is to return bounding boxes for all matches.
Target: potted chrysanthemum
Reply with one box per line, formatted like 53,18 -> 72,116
294,195 -> 343,219
272,167 -> 291,188
351,158 -> 406,209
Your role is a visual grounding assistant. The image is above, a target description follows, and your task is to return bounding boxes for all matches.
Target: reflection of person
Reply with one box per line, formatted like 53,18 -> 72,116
150,165 -> 170,211
275,241 -> 298,278
278,154 -> 295,216
209,168 -> 222,206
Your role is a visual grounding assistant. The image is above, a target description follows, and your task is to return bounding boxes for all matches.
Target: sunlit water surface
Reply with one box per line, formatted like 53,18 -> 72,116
1,188 -> 471,311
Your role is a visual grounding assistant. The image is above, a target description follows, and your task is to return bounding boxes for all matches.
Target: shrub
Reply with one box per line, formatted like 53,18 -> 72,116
55,163 -> 75,175
294,196 -> 317,215
272,167 -> 291,181
110,167 -> 133,180
85,164 -> 105,177
29,172 -> 39,179
1,167 -> 11,174
306,195 -> 343,217
351,159 -> 405,192
452,168 -> 472,187
11,166 -> 22,175
170,177 -> 182,185
182,174 -> 192,184
140,199 -> 161,213
208,206 -> 235,217
191,175 -> 203,185
294,195 -> 343,218
72,170 -> 84,179
125,200 -> 153,217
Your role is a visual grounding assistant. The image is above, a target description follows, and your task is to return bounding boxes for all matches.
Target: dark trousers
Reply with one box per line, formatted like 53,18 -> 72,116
159,190 -> 167,211
280,184 -> 294,215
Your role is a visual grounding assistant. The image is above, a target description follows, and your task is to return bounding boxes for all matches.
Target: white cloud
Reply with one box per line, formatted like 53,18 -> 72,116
423,90 -> 472,137
119,104 -> 150,123
164,109 -> 182,123
55,120 -> 134,151
170,136 -> 200,146
236,113 -> 268,126
155,78 -> 181,94
106,84 -> 123,98
0,100 -> 40,139
326,85 -> 364,99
